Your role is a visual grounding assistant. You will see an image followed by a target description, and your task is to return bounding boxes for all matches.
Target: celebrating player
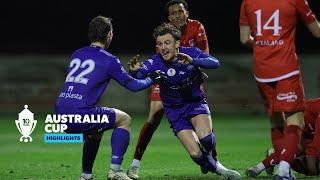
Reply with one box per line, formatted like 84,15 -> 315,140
239,0 -> 320,179
246,99 -> 320,177
128,23 -> 241,180
55,16 -> 163,180
128,0 -> 210,178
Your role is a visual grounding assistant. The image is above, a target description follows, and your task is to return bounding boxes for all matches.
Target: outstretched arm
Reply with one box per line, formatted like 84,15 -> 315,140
109,58 -> 153,92
125,78 -> 153,92
177,51 -> 220,69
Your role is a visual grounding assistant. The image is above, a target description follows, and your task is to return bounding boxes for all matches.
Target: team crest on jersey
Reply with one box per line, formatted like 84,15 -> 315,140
167,68 -> 176,76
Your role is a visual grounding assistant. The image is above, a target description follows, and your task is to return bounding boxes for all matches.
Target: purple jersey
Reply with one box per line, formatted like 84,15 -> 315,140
136,46 -> 219,107
56,45 -> 152,114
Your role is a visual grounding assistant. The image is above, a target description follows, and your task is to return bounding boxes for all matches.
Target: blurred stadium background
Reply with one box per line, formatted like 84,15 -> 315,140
1,0 -> 319,116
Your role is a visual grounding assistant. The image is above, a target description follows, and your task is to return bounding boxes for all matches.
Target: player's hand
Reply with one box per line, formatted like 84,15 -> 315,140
128,54 -> 142,72
149,70 -> 167,84
177,53 -> 192,64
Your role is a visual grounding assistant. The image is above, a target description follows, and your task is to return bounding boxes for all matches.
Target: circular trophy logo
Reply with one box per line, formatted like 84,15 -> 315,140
167,68 -> 176,76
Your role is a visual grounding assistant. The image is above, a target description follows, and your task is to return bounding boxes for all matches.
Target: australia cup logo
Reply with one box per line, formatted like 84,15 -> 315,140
15,105 -> 37,142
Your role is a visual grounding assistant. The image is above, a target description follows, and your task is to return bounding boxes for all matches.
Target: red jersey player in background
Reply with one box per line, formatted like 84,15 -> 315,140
246,99 -> 320,177
127,0 -> 210,179
239,0 -> 320,179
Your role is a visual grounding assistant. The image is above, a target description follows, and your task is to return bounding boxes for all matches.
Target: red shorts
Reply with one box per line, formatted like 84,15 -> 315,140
150,84 -> 161,101
257,74 -> 305,117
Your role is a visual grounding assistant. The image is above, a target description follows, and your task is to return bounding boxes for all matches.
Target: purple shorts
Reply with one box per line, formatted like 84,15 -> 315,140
56,107 -> 116,134
164,101 -> 211,135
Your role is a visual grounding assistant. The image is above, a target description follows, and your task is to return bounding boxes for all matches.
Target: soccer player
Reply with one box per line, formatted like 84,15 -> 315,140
55,16 -> 163,180
246,99 -> 320,177
239,0 -> 320,179
128,23 -> 241,180
128,0 -> 210,178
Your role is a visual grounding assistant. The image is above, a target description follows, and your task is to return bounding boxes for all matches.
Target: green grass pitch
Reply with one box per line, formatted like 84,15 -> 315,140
0,115 -> 319,179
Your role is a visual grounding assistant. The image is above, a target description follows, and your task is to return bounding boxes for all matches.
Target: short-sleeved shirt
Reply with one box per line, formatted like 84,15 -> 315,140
240,0 -> 316,82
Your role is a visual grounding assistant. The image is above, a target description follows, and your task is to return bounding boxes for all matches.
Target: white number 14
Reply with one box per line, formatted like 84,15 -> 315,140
255,9 -> 282,36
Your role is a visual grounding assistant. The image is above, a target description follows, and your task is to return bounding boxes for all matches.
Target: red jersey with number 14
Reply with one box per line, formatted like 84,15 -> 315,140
240,0 -> 316,82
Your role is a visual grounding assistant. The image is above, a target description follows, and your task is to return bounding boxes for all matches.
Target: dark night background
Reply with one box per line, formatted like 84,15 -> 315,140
1,0 -> 320,54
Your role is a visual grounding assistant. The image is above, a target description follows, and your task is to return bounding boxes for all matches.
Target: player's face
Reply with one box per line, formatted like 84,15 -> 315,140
168,3 -> 189,29
156,33 -> 180,62
105,30 -> 113,49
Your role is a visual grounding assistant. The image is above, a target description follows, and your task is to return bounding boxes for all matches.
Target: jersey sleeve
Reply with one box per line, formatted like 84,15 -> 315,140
191,48 -> 220,69
135,58 -> 155,79
195,23 -> 210,53
239,0 -> 249,26
296,0 -> 317,24
109,58 -> 153,91
109,58 -> 136,86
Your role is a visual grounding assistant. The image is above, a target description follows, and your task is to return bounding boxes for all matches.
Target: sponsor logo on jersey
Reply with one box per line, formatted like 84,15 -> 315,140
276,91 -> 298,102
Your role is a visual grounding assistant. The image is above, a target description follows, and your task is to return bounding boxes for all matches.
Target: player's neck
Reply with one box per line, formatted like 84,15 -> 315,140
180,24 -> 187,35
90,42 -> 105,49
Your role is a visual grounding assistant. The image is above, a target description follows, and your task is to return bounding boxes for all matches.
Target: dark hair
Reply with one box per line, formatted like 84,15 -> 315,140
88,16 -> 112,43
165,0 -> 188,14
153,23 -> 181,40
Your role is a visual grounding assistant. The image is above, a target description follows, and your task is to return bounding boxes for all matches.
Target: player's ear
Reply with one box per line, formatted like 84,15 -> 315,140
185,10 -> 189,18
175,40 -> 180,48
107,30 -> 113,39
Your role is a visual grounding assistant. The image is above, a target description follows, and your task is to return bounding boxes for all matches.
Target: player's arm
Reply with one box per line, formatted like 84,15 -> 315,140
195,23 -> 210,53
109,58 -> 153,92
239,0 -> 253,48
177,50 -> 220,69
240,26 -> 254,48
296,0 -> 320,38
127,56 -> 167,84
307,21 -> 320,38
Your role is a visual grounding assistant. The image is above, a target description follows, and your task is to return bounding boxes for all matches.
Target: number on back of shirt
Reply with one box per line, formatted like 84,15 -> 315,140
65,58 -> 95,85
255,9 -> 282,36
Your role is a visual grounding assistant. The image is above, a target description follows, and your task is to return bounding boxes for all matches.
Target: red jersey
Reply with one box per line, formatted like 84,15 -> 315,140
240,0 -> 316,82
180,19 -> 209,54
303,99 -> 320,139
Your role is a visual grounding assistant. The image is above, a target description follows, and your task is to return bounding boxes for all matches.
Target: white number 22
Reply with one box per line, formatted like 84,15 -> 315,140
255,9 -> 282,36
65,58 -> 95,85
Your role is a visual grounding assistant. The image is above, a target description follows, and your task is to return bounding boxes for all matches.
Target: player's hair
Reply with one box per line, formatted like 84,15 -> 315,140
153,23 -> 181,40
88,16 -> 113,44
165,0 -> 188,14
